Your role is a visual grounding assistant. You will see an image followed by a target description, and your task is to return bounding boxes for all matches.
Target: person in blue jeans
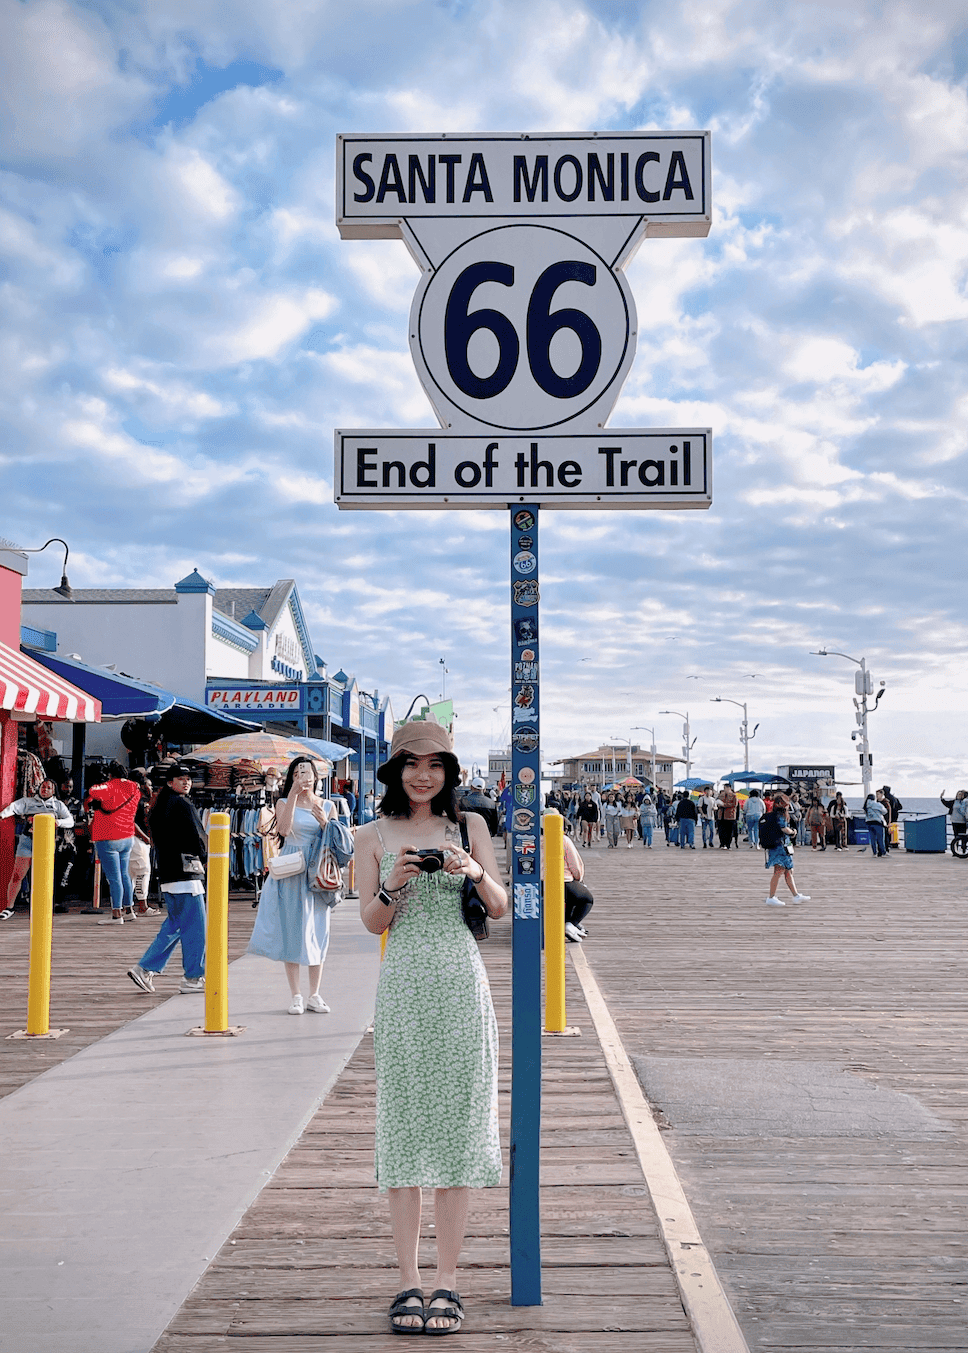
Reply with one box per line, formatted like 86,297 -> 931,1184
675,793 -> 698,848
744,790 -> 765,849
639,795 -> 658,847
864,792 -> 888,858
127,764 -> 207,994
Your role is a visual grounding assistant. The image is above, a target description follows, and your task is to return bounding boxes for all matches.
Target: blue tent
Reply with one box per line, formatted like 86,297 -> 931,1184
721,770 -> 791,785
25,649 -> 261,740
294,735 -> 358,764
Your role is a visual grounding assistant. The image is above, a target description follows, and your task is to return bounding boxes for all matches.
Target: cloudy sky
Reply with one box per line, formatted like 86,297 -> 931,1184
2,0 -> 967,795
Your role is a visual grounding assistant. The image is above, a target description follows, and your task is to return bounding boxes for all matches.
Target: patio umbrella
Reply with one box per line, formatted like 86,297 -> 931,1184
674,777 -> 713,790
616,775 -> 643,787
185,732 -> 332,773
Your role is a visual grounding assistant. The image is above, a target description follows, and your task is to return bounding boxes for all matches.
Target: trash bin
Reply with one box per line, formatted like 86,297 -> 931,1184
903,816 -> 947,853
847,818 -> 869,846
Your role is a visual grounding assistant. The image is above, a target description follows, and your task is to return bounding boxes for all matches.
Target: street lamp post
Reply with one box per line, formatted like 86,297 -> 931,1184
812,649 -> 886,802
19,538 -> 74,599
711,697 -> 758,773
659,710 -> 695,782
609,735 -> 632,778
631,727 -> 657,791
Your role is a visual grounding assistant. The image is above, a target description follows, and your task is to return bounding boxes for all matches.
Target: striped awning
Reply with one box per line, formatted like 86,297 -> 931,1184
0,640 -> 100,722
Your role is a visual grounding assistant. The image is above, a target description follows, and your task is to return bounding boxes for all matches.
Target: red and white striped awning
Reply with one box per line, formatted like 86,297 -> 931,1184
0,641 -> 100,722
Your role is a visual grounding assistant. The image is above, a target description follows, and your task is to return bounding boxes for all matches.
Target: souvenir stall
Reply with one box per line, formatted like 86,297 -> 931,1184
182,733 -> 333,902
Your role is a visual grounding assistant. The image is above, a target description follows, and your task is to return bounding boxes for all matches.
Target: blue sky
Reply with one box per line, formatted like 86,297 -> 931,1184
2,0 -> 966,794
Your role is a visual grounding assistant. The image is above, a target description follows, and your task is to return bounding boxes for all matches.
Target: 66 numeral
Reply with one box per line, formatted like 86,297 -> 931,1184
444,260 -> 602,401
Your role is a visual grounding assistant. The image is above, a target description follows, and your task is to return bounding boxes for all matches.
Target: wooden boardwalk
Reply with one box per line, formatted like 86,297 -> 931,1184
0,893 -> 259,1099
152,914 -> 699,1353
579,839 -> 968,1351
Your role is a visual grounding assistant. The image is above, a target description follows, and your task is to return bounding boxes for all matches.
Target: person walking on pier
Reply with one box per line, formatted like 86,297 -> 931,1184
696,787 -> 716,848
716,785 -> 739,849
760,792 -> 810,907
577,791 -> 599,848
864,792 -> 888,858
127,764 -> 207,994
620,793 -> 639,847
356,720 -> 506,1335
603,792 -> 622,847
674,792 -> 698,848
743,789 -> 765,849
639,794 -> 658,848
940,789 -> 968,843
829,792 -> 849,851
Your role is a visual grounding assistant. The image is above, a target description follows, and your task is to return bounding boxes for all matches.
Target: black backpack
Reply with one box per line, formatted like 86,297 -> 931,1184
758,811 -> 782,850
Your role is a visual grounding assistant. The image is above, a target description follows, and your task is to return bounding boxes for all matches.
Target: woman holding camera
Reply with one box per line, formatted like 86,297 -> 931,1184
356,721 -> 507,1336
247,755 -> 336,1014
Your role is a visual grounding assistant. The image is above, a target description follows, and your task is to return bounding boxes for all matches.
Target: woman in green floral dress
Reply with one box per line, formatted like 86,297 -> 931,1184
357,720 -> 507,1335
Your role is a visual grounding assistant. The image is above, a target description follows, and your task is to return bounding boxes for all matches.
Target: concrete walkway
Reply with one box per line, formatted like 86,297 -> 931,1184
0,903 -> 381,1353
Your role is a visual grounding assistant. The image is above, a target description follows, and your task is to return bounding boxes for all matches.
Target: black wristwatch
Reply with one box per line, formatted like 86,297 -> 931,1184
378,888 -> 397,907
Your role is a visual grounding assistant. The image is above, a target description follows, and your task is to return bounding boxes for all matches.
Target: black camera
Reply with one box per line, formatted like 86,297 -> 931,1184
415,849 -> 446,873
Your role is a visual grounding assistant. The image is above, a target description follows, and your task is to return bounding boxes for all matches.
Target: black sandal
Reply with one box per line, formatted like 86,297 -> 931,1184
424,1289 -> 464,1335
389,1288 -> 426,1335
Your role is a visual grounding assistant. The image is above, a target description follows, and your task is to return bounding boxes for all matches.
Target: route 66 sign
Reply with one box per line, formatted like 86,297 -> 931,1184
334,132 -> 712,511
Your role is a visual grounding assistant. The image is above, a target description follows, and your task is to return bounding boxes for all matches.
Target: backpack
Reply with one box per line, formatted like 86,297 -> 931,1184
758,812 -> 782,850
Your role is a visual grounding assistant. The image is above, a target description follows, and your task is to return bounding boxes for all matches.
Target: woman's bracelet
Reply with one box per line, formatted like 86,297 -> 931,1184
472,864 -> 485,885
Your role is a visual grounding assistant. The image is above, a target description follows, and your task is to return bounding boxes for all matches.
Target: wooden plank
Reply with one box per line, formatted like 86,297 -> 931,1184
153,1334 -> 698,1353
575,844 -> 968,1350
0,895 -> 259,1099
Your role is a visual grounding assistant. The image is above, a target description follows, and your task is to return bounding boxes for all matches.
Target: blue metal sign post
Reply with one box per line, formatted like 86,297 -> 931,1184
507,504 -> 542,1305
333,128 -> 713,1310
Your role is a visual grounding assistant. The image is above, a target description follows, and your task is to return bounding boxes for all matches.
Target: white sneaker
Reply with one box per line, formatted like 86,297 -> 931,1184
127,965 -> 155,993
575,923 -> 588,937
306,993 -> 330,1013
764,896 -> 785,906
97,912 -> 124,925
564,921 -> 583,943
179,976 -> 204,993
288,994 -> 305,1015
789,893 -> 810,904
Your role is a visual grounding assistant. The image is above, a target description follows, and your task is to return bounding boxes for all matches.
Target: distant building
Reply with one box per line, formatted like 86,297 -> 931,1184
487,747 -> 511,788
550,744 -> 686,794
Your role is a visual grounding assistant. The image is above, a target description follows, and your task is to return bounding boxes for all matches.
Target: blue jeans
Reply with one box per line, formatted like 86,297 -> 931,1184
95,837 -> 134,911
701,818 -> 715,847
678,819 -> 695,847
868,822 -> 886,857
140,892 -> 206,979
641,824 -> 653,846
747,817 -> 761,848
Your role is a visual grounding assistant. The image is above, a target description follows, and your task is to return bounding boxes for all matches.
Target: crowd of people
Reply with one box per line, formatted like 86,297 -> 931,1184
545,782 -> 908,856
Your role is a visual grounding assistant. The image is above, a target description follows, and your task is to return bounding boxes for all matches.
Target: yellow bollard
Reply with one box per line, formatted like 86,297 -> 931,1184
543,812 -> 566,1032
204,812 -> 230,1033
26,814 -> 56,1036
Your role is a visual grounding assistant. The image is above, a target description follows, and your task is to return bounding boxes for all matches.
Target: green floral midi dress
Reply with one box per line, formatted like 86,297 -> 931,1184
373,842 -> 502,1191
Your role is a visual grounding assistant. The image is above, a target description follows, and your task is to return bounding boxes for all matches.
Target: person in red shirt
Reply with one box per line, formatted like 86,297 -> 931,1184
85,761 -> 140,924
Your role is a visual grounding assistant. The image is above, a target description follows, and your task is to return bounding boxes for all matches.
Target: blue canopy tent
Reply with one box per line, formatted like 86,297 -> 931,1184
294,735 -> 358,764
25,650 -> 262,742
721,770 -> 791,786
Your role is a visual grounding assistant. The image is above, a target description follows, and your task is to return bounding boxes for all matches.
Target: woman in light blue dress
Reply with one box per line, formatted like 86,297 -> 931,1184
248,756 -> 335,1014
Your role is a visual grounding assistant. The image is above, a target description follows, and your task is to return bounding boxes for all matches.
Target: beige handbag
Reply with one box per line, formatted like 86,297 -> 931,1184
267,850 -> 305,879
